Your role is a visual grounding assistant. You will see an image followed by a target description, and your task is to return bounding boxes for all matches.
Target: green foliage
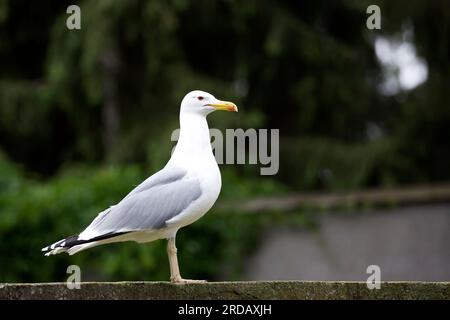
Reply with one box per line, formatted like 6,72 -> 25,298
279,137 -> 411,190
0,153 -> 300,282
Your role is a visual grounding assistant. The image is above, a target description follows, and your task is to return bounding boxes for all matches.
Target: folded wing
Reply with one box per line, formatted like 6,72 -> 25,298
78,166 -> 202,240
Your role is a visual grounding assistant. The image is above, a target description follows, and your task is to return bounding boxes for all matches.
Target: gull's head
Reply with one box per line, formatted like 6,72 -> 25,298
180,90 -> 238,116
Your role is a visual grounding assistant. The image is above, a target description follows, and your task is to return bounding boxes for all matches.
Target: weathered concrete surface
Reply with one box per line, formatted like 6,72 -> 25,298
0,281 -> 449,300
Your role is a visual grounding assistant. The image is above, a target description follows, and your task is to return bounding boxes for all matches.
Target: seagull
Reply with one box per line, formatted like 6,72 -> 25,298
42,90 -> 238,283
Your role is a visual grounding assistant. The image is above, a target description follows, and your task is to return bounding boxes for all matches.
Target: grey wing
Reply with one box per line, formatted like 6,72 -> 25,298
123,165 -> 187,200
78,167 -> 202,240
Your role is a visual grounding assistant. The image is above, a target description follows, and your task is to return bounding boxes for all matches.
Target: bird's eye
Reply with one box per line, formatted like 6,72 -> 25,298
197,96 -> 204,101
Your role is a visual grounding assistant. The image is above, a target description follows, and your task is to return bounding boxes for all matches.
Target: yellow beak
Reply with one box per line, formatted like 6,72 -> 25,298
207,100 -> 238,112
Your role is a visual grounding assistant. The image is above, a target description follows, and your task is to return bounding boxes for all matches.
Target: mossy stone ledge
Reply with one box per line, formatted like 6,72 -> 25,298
0,281 -> 449,300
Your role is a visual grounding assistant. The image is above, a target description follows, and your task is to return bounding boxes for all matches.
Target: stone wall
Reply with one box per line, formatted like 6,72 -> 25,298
245,204 -> 450,281
0,281 -> 449,300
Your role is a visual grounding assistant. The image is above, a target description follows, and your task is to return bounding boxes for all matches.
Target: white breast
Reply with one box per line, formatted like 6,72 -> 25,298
165,135 -> 222,228
164,108 -> 223,230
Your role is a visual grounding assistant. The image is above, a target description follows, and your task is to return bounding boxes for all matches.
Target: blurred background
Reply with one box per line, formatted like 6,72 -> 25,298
0,0 -> 449,282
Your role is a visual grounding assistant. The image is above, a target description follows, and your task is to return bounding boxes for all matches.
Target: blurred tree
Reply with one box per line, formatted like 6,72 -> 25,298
1,0 -> 449,187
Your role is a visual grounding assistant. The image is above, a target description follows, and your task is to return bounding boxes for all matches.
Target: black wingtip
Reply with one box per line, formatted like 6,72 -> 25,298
43,232 -> 130,253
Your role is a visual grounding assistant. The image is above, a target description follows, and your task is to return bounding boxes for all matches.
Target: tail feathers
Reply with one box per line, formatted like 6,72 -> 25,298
42,232 -> 129,256
42,235 -> 81,256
